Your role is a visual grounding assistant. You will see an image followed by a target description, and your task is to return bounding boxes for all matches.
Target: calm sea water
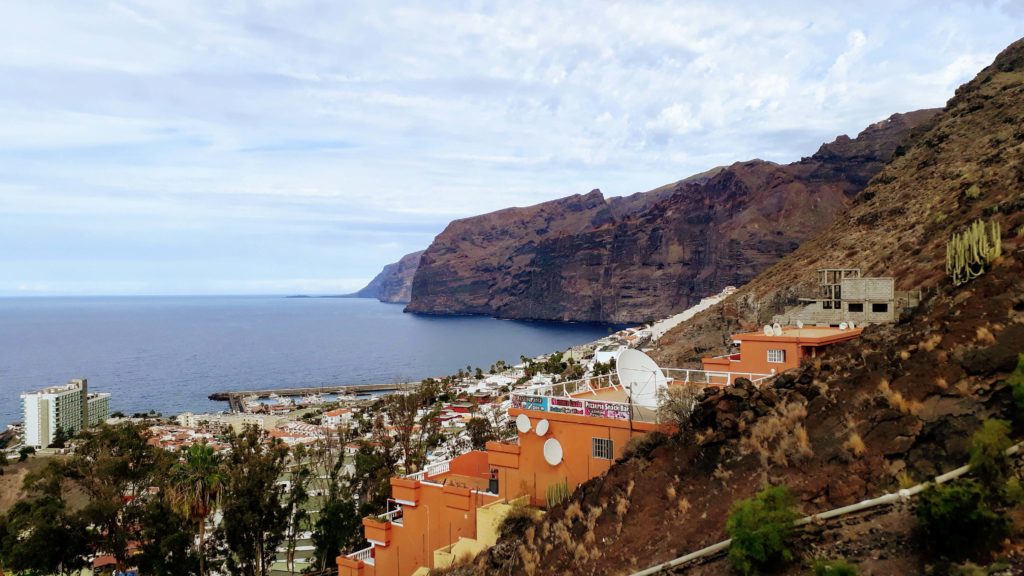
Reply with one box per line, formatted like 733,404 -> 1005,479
0,296 -> 616,426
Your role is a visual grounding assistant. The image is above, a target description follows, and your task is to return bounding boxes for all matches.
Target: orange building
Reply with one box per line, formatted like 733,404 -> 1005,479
701,325 -> 863,381
336,353 -> 777,576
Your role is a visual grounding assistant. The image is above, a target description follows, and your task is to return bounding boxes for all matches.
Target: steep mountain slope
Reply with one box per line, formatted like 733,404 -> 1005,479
349,250 -> 424,303
653,37 -> 1024,368
447,38 -> 1024,576
406,110 -> 937,323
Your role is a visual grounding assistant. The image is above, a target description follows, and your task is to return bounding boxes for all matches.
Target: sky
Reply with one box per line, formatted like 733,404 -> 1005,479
0,1 -> 1021,296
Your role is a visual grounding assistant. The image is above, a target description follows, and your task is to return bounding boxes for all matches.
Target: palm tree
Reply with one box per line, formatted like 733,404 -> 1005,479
169,442 -> 226,576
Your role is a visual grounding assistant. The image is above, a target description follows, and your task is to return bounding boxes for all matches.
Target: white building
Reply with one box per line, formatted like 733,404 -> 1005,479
21,378 -> 111,448
322,408 -> 354,427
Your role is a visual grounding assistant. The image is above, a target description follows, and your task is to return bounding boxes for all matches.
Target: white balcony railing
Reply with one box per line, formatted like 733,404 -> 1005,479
404,457 -> 452,481
348,544 -> 374,565
510,368 -> 773,423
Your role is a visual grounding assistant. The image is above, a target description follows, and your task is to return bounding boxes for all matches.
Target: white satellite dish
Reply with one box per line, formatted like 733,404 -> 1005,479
535,419 -> 549,436
772,323 -> 782,336
849,321 -> 856,329
543,438 -> 563,466
839,322 -> 849,330
616,349 -> 668,409
796,320 -> 804,329
763,325 -> 774,336
515,413 -> 531,434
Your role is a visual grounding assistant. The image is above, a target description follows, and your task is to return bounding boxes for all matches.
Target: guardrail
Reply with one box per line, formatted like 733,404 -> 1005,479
380,507 -> 403,525
522,373 -> 619,398
404,458 -> 452,481
662,368 -> 773,386
347,544 -> 374,564
511,368 -> 774,423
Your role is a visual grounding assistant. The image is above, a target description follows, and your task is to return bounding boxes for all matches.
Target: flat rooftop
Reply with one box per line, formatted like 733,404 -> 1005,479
733,325 -> 864,345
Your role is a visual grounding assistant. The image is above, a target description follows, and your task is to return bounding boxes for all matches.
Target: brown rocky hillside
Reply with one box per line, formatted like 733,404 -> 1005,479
447,37 -> 1024,576
654,37 -> 1024,367
405,110 -> 936,324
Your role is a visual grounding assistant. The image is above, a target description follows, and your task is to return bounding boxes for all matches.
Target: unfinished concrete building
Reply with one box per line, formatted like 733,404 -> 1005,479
773,268 -> 920,326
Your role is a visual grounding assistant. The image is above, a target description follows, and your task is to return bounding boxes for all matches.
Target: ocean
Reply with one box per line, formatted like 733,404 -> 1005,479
0,296 -> 616,426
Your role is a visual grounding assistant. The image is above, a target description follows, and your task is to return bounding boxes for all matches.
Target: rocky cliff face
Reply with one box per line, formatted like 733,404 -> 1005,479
350,250 -> 424,303
406,110 -> 938,323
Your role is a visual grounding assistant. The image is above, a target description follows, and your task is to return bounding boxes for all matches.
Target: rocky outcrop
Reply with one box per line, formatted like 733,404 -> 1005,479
349,250 -> 424,303
406,110 -> 938,323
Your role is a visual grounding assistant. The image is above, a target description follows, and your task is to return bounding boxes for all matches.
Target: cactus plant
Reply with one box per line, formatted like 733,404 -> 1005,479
946,218 -> 1002,286
545,479 -> 569,508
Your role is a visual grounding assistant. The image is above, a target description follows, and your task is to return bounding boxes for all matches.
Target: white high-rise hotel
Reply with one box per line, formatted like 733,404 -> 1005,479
21,378 -> 111,448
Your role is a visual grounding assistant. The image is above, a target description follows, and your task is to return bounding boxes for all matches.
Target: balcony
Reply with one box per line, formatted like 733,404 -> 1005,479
509,367 -> 773,423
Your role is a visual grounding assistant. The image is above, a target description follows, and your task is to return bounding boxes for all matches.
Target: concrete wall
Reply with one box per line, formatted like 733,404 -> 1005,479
841,277 -> 894,301
490,411 -> 657,507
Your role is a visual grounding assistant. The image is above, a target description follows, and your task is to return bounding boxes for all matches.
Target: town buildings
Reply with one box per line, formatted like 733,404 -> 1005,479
21,378 -> 111,448
338,353 -> 771,576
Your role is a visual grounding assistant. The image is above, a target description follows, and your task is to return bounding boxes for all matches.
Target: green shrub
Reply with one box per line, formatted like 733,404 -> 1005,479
812,558 -> 858,576
968,419 -> 1013,495
726,485 -> 800,575
915,479 -> 1010,561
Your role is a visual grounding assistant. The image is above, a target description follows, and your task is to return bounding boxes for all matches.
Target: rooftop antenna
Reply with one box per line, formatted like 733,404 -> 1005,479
772,323 -> 782,336
616,349 -> 668,410
763,325 -> 774,336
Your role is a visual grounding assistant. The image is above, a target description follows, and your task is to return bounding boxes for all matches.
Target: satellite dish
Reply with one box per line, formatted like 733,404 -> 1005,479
839,322 -> 848,330
796,320 -> 804,329
763,325 -> 774,336
543,438 -> 563,466
772,323 -> 782,336
535,419 -> 549,436
849,321 -> 856,329
616,349 -> 668,409
516,413 -> 531,434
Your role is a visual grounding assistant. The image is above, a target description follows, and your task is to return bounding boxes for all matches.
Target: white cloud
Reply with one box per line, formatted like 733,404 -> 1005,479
0,0 -> 1020,294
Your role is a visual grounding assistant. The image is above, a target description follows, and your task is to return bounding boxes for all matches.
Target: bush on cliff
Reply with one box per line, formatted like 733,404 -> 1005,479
916,479 -> 1009,561
726,484 -> 800,575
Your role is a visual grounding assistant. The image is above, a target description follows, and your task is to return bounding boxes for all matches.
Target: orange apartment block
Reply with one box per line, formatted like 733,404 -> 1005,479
701,324 -> 864,381
337,353 -> 774,576
337,384 -> 664,575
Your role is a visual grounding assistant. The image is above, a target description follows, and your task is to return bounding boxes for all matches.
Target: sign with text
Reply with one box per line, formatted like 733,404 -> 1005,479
512,394 -> 548,411
549,397 -> 584,415
584,400 -> 630,421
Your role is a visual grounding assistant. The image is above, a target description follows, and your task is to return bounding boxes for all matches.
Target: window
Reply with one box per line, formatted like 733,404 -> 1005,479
823,300 -> 833,309
767,349 -> 786,364
592,438 -> 613,460
872,303 -> 889,313
848,303 -> 864,312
